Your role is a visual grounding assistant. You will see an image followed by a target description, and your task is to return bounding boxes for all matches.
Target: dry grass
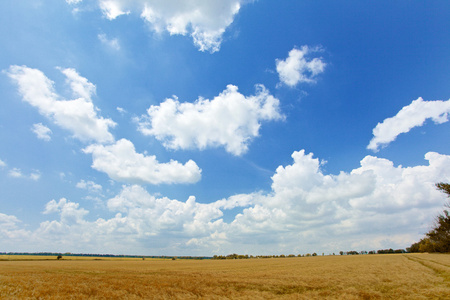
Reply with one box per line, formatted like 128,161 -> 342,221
1,253 -> 449,299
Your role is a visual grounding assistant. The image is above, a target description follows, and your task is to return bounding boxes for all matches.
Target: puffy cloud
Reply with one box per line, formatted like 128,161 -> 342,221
5,65 -> 116,144
0,187 -> 252,253
368,97 -> 450,152
98,33 -> 121,51
31,123 -> 52,141
93,0 -> 244,52
29,171 -> 42,181
76,180 -> 103,194
99,0 -> 130,19
8,168 -> 23,178
276,46 -> 326,87
0,159 -> 6,168
43,198 -> 88,224
8,168 -> 41,181
83,138 -> 202,184
0,213 -> 21,230
2,150 -> 450,255
116,107 -> 127,114
35,198 -> 93,248
106,185 -> 222,236
0,213 -> 29,241
137,84 -> 284,156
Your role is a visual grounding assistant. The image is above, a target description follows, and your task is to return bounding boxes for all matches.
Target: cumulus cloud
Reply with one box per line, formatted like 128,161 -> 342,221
66,0 -> 83,4
0,213 -> 29,241
5,65 -> 116,144
137,84 -> 284,156
0,213 -> 21,230
8,168 -> 41,181
31,123 -> 52,141
83,138 -> 202,185
8,168 -> 23,178
98,33 -> 121,51
43,198 -> 88,223
2,150 -> 450,255
82,0 -> 245,52
276,46 -> 326,87
76,180 -> 103,194
368,97 -> 450,152
0,159 -> 6,168
29,171 -> 42,181
116,107 -> 126,114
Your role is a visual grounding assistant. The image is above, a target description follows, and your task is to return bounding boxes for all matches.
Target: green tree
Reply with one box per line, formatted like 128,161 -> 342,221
424,183 -> 450,252
410,183 -> 450,253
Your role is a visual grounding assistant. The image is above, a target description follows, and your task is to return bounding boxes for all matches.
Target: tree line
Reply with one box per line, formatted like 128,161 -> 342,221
212,250 -> 412,259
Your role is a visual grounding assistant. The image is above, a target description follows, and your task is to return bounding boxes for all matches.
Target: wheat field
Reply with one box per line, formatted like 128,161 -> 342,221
1,253 -> 449,299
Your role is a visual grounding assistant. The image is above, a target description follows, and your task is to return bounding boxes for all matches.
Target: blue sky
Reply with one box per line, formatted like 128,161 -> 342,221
1,0 -> 450,256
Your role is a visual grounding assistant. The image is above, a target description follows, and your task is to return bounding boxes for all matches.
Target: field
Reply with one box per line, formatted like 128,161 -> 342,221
1,254 -> 449,299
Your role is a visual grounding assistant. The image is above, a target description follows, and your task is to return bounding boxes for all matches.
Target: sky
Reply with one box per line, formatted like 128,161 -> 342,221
1,0 -> 450,256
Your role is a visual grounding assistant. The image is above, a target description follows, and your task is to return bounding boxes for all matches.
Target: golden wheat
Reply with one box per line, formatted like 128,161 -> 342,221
0,254 -> 449,299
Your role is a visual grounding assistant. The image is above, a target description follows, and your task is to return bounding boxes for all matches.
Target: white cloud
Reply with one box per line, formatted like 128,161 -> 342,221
43,198 -> 88,223
116,107 -> 126,114
66,0 -> 83,4
98,33 -> 121,51
5,65 -> 116,144
83,138 -> 202,185
276,46 -> 326,87
368,97 -> 450,152
8,168 -> 24,178
8,168 -> 41,181
99,0 -> 130,20
0,213 -> 21,230
2,150 -> 450,255
76,180 -> 103,194
93,0 -> 244,53
31,123 -> 52,141
30,171 -> 42,181
137,84 -> 284,156
0,213 -> 29,241
0,159 -> 6,168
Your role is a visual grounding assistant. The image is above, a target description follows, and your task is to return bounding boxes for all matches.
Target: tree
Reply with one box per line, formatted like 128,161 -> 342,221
410,183 -> 450,253
425,183 -> 450,252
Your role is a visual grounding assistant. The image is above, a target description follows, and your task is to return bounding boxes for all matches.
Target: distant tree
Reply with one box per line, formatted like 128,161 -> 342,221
339,251 -> 344,255
57,255 -> 62,260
